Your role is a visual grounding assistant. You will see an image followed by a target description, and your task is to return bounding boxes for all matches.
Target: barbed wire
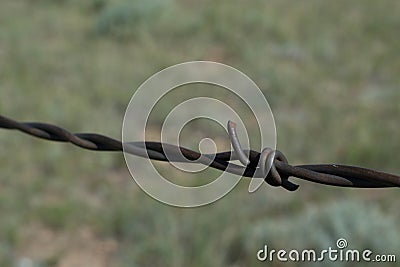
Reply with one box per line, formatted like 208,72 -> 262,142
0,114 -> 399,191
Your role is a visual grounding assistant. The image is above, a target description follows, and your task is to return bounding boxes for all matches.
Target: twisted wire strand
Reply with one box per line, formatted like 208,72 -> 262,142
0,114 -> 399,191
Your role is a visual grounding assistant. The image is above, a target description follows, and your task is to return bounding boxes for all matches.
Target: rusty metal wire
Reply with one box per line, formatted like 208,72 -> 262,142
1,114 -> 399,191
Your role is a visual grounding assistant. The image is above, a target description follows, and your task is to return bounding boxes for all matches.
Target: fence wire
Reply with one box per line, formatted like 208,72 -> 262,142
0,114 -> 399,191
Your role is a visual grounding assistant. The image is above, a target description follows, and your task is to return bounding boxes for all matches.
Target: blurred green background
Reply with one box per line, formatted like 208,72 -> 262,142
0,0 -> 399,266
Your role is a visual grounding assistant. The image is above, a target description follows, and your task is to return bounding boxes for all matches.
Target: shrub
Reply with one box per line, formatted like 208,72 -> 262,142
95,0 -> 168,38
245,200 -> 399,266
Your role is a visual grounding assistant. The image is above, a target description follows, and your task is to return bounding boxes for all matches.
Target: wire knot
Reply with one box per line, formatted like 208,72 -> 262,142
258,148 -> 299,191
227,120 -> 299,191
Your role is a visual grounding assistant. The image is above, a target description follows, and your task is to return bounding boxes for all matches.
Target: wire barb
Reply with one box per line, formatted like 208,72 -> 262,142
227,120 -> 250,166
0,114 -> 399,191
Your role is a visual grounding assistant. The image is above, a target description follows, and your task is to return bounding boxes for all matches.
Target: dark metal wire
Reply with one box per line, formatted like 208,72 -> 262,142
0,114 -> 399,191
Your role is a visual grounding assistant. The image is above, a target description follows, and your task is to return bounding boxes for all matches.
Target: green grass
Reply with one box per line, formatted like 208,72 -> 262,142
0,0 -> 399,266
